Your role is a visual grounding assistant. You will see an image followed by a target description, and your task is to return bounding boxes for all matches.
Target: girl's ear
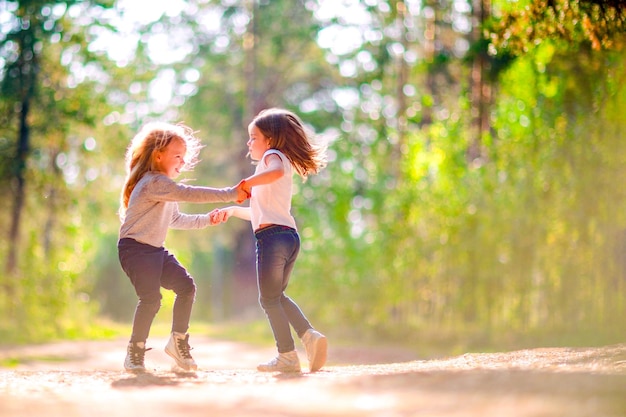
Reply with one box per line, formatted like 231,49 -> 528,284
150,151 -> 161,171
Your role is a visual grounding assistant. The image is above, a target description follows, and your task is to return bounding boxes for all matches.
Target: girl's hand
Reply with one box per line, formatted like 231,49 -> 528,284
209,208 -> 233,225
209,209 -> 224,225
235,180 -> 251,203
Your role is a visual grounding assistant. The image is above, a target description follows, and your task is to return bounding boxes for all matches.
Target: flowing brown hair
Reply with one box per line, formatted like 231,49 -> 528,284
119,122 -> 202,219
249,108 -> 327,179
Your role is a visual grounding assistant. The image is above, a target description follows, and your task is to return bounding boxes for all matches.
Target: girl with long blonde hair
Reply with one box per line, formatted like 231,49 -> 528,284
118,122 -> 247,372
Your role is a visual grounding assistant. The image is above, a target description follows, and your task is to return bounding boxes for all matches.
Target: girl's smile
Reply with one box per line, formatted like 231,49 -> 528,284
155,138 -> 187,178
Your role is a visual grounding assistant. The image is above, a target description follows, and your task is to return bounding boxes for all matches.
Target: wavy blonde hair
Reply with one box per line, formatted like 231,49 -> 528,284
119,122 -> 202,219
249,108 -> 327,179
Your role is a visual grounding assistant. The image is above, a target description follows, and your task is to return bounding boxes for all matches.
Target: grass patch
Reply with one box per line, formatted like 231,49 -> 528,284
0,354 -> 87,368
0,358 -> 21,368
2,313 -> 622,361
0,317 -> 127,347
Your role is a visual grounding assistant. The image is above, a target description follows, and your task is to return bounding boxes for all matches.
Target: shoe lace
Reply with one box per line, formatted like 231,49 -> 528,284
176,334 -> 193,359
129,344 -> 152,365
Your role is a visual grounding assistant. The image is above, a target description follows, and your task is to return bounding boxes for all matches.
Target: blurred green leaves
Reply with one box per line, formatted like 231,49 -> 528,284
1,0 -> 625,349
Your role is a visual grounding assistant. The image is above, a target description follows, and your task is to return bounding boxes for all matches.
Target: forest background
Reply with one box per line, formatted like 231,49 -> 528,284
1,0 -> 625,355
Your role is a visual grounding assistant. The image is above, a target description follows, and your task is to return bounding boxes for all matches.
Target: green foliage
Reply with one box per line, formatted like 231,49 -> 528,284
0,0 -> 124,341
1,0 -> 626,350
288,7 -> 626,347
488,0 -> 626,53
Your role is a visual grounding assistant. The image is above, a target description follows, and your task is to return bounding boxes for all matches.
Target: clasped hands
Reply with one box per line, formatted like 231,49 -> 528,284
234,179 -> 251,204
210,179 -> 250,225
209,207 -> 231,225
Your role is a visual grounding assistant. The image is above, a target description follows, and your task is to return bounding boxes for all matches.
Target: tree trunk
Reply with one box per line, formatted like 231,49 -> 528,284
6,96 -> 31,275
468,0 -> 491,164
228,0 -> 262,316
421,0 -> 437,129
392,1 -> 409,178
6,16 -> 38,278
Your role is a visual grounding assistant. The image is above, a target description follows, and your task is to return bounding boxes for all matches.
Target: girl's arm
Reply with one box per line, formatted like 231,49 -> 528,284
243,153 -> 284,191
226,206 -> 251,221
149,173 -> 249,204
211,154 -> 284,224
170,208 -> 214,230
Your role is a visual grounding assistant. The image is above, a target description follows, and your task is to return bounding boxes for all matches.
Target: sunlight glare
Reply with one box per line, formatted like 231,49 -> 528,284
314,0 -> 371,56
117,0 -> 186,25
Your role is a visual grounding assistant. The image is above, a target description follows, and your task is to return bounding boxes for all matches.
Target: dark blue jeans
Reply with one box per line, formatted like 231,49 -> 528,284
255,225 -> 312,353
118,238 -> 196,343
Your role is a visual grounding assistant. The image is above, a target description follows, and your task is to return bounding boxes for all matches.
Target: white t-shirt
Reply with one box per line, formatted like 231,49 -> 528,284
250,149 -> 297,231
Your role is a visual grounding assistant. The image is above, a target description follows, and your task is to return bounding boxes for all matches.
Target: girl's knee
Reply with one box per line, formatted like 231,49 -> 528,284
259,295 -> 281,309
175,282 -> 196,301
138,297 -> 161,315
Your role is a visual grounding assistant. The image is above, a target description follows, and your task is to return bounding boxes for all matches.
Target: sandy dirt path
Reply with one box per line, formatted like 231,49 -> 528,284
1,337 -> 626,417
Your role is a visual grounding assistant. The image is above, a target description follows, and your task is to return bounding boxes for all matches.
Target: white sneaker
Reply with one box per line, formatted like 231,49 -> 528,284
257,351 -> 301,373
164,332 -> 197,371
301,329 -> 327,372
124,341 -> 151,372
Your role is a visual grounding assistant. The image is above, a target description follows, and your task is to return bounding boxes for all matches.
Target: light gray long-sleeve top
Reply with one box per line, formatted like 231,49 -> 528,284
119,172 -> 237,248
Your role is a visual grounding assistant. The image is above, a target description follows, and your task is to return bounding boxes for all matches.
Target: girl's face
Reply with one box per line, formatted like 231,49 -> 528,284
247,125 -> 270,161
154,138 -> 187,178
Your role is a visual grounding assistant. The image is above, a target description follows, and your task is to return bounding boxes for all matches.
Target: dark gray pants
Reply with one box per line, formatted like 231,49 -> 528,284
118,238 -> 196,343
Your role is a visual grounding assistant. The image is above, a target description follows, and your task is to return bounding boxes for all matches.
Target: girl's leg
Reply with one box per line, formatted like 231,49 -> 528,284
118,239 -> 164,343
279,238 -> 313,338
279,244 -> 327,372
280,294 -> 313,338
160,250 -> 196,335
159,250 -> 198,371
257,229 -> 310,353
